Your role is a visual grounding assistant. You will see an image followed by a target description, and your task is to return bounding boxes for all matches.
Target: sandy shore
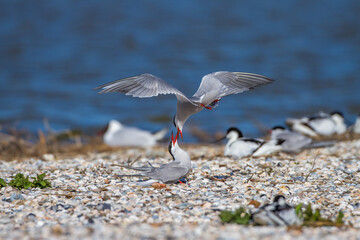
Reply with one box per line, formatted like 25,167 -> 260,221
0,140 -> 360,239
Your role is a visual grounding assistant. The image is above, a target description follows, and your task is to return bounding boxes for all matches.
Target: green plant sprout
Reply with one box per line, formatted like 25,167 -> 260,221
295,203 -> 344,227
7,173 -> 51,190
32,173 -> 51,189
219,207 -> 251,225
8,173 -> 33,190
0,178 -> 7,188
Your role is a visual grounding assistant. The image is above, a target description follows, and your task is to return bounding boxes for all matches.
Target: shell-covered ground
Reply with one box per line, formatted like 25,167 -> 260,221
0,140 -> 360,239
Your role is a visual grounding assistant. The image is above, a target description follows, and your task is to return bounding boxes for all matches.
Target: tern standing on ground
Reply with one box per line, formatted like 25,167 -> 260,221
95,71 -> 274,141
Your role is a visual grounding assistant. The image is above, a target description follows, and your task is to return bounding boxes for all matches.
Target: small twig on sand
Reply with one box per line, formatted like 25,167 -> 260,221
128,155 -> 142,166
304,151 -> 319,182
246,173 -> 255,183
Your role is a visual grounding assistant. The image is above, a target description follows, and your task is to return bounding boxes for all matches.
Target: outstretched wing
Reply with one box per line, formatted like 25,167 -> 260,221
95,73 -> 190,101
192,71 -> 274,106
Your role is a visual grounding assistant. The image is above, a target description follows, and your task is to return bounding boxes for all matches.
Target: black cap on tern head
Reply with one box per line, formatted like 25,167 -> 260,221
330,111 -> 344,118
272,126 -> 286,130
172,115 -> 176,127
226,127 -> 243,137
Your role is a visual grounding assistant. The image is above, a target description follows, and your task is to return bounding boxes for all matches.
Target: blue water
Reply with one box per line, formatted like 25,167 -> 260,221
1,0 -> 360,141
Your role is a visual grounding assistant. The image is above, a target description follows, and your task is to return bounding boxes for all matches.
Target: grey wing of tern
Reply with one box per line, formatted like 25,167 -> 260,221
94,73 -> 192,102
191,71 -> 274,106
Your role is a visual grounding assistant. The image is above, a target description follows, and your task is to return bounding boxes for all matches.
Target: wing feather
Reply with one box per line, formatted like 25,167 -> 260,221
192,71 -> 274,105
95,73 -> 190,101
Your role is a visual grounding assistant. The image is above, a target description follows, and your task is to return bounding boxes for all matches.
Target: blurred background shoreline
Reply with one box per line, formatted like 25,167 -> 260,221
1,0 -> 359,142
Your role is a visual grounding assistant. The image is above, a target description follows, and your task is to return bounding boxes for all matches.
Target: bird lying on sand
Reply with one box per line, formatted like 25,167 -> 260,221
269,126 -> 336,153
220,127 -> 284,158
116,131 -> 191,186
251,195 -> 301,226
101,120 -> 167,147
286,111 -> 346,137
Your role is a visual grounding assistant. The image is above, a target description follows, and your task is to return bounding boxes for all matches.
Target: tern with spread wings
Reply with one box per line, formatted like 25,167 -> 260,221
95,71 -> 274,141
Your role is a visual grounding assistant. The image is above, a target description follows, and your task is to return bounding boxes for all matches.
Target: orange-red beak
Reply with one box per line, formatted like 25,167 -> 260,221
171,131 -> 179,145
177,127 -> 183,141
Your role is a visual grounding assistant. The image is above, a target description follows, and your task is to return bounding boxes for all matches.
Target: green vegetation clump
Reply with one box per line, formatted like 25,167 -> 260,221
219,207 -> 251,225
8,173 -> 33,189
6,173 -> 51,190
31,173 -> 52,189
296,203 -> 344,227
336,211 -> 345,224
0,178 -> 7,188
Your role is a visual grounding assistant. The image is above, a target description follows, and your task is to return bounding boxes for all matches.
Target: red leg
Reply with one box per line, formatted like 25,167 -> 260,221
201,104 -> 212,110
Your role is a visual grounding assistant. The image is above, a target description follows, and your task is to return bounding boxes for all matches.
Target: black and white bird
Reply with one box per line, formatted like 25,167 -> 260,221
286,111 -> 346,137
270,126 -> 312,153
95,72 -> 274,141
270,126 -> 336,152
116,132 -> 191,186
222,127 -> 284,158
102,120 -> 167,147
251,195 -> 301,226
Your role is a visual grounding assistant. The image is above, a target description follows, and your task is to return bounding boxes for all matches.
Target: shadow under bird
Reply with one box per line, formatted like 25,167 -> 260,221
101,120 -> 167,147
95,71 -> 274,141
286,111 -> 346,137
116,132 -> 191,186
220,127 -> 284,158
